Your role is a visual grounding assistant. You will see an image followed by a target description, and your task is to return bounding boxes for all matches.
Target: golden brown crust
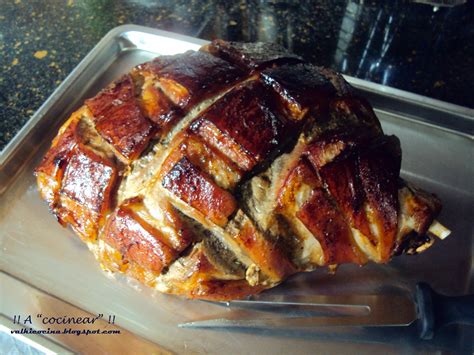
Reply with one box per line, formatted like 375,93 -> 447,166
190,81 -> 297,172
58,145 -> 118,241
35,108 -> 83,210
226,211 -> 296,283
357,137 -> 400,262
297,188 -> 366,265
156,51 -> 245,110
157,243 -> 266,300
86,75 -> 156,161
320,158 -> 377,246
162,157 -> 237,227
103,199 -> 177,275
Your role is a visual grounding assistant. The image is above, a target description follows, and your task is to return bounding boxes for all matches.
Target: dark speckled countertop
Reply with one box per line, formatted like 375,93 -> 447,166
0,0 -> 473,150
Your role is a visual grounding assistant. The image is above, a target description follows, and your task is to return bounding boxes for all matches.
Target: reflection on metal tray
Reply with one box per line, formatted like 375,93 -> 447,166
0,25 -> 473,354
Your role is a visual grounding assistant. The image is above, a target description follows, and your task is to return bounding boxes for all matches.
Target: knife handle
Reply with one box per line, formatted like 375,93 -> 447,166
416,282 -> 474,340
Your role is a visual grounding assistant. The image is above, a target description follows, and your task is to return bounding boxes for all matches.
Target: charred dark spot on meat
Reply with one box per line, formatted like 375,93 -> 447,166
392,232 -> 434,256
317,67 -> 354,96
203,39 -> 303,71
133,52 -> 190,76
156,51 -> 245,111
261,64 -> 338,120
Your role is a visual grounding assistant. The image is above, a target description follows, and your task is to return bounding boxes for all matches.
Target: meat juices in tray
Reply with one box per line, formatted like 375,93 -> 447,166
35,40 -> 450,300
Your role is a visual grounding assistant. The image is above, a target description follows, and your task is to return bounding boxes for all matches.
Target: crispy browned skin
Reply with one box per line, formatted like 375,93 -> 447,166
320,157 -> 377,245
261,64 -> 337,120
61,146 -> 117,215
190,81 -> 297,171
226,211 -> 296,282
159,243 -> 266,300
162,157 -> 237,226
297,188 -> 365,265
36,111 -> 82,208
134,53 -> 184,75
57,144 -> 118,241
161,133 -> 243,190
357,137 -> 401,261
35,106 -> 121,241
129,50 -> 247,135
86,75 -> 155,162
104,200 -> 176,274
157,51 -> 245,110
36,40 -> 445,300
132,55 -> 184,131
203,39 -> 303,71
137,80 -> 180,129
277,159 -> 366,266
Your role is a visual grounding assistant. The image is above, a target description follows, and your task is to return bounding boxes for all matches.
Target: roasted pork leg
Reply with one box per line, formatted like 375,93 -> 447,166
35,40 -> 449,300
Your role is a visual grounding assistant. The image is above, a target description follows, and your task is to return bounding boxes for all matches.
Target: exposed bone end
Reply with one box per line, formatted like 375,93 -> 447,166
428,220 -> 451,240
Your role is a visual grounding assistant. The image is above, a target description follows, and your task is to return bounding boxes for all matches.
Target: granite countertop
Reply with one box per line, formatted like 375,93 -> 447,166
0,0 -> 473,150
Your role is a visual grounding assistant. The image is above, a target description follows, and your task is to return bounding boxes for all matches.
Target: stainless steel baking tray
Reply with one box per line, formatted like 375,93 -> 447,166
1,25 -> 473,353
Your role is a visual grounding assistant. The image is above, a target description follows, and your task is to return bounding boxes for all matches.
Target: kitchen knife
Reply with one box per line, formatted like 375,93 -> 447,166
179,283 -> 474,339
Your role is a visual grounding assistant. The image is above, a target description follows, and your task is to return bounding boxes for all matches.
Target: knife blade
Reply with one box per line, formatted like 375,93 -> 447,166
179,283 -> 474,339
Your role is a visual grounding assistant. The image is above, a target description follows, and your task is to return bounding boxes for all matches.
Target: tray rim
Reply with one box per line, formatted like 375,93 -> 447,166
1,24 -> 473,170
